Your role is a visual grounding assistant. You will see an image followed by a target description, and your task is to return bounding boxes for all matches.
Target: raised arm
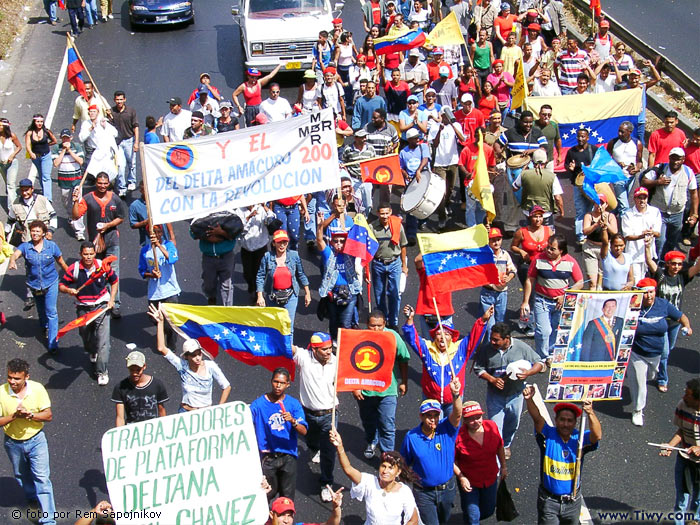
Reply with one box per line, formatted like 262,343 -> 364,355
147,304 -> 169,355
329,428 -> 362,484
523,385 -> 545,433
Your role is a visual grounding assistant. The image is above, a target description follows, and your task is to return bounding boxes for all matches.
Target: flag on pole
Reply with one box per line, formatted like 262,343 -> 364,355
66,35 -> 88,100
510,57 -> 528,109
76,255 -> 117,291
343,214 -> 379,265
417,225 -> 499,294
581,148 -> 627,205
424,11 -> 465,47
336,329 -> 397,392
470,133 -> 496,222
360,155 -> 404,186
56,306 -> 108,341
590,0 -> 602,18
374,29 -> 427,55
161,303 -> 295,378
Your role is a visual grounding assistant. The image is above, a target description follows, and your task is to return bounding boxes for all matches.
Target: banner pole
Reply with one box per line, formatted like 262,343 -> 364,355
571,390 -> 589,499
139,142 -> 160,273
432,296 -> 457,380
332,329 -> 342,429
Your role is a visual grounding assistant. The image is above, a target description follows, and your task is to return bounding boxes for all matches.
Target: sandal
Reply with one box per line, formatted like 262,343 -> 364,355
657,384 -> 668,393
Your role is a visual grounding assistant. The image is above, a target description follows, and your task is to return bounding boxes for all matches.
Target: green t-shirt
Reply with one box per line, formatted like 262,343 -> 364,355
361,328 -> 410,397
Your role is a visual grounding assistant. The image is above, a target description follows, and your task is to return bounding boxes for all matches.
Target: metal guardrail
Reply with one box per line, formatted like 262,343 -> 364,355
570,0 -> 700,102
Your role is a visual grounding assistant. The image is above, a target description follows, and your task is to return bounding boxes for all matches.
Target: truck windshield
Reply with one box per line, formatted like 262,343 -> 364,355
249,0 -> 328,14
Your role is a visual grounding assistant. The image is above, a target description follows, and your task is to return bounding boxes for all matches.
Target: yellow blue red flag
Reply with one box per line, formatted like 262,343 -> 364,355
343,214 -> 379,265
162,304 -> 294,377
417,225 -> 499,294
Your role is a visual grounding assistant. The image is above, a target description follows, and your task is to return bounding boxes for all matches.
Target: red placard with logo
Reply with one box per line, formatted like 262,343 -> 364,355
336,329 -> 397,392
360,155 -> 405,186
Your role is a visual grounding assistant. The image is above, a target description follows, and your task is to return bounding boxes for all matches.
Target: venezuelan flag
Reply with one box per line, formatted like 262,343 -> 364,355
66,35 -> 88,100
523,88 -> 642,151
161,304 -> 294,377
343,214 -> 379,266
417,225 -> 499,294
374,29 -> 427,56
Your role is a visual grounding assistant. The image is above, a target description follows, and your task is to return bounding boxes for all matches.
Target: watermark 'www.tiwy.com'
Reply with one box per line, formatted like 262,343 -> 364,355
597,510 -> 696,523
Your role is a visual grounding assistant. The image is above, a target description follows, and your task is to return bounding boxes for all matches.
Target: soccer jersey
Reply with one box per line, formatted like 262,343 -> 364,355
537,424 -> 598,495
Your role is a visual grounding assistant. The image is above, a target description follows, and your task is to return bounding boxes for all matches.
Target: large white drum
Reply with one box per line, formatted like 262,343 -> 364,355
401,171 -> 446,220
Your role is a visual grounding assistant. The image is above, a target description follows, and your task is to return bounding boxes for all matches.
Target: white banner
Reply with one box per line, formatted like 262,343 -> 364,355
101,402 -> 268,524
143,108 -> 340,224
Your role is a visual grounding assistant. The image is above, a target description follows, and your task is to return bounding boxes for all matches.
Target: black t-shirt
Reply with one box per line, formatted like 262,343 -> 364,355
111,376 -> 169,424
565,144 -> 597,182
654,266 -> 693,325
217,118 -> 239,133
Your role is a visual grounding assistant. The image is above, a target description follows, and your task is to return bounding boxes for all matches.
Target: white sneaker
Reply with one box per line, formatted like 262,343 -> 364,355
127,182 -> 136,191
311,451 -> 320,464
97,372 -> 109,386
76,232 -> 85,241
320,486 -> 333,502
118,189 -> 127,197
107,13 -> 113,19
631,411 -> 644,426
89,353 -> 98,363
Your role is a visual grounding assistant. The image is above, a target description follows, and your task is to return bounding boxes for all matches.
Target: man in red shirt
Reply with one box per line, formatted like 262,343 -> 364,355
459,129 -> 495,226
648,111 -> 687,167
455,94 -> 485,145
427,48 -> 454,83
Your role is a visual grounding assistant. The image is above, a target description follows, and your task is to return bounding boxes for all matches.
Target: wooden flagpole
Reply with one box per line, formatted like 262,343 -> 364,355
331,329 -> 342,429
571,391 -> 589,499
139,142 -> 159,272
431,296 -> 457,380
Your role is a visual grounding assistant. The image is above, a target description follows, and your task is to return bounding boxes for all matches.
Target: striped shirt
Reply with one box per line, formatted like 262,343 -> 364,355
498,126 -> 548,156
528,253 -> 583,299
555,49 -> 589,90
674,400 -> 700,464
60,259 -> 118,305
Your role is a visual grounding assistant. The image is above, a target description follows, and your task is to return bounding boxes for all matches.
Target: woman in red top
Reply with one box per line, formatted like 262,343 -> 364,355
233,65 -> 282,127
492,4 -> 524,57
477,81 -> 498,120
511,205 -> 551,334
414,254 -> 454,338
457,66 -> 481,106
360,33 -> 378,73
454,401 -> 507,525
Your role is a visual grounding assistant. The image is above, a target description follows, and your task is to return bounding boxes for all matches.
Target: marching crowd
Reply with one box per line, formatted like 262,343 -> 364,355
1,0 -> 700,524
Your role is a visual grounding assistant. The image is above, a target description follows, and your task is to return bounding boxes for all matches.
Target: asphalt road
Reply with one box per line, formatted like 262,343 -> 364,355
0,1 -> 698,524
600,0 -> 700,81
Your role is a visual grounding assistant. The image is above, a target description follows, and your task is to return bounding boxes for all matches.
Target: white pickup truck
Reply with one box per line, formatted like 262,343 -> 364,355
231,0 -> 344,73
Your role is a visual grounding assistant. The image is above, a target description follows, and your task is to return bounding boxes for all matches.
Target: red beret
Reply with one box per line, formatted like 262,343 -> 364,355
664,251 -> 685,263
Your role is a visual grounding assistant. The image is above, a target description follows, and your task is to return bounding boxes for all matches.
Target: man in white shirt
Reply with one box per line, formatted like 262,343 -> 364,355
400,49 -> 430,103
292,332 -> 338,504
430,108 -> 465,230
79,105 -> 122,185
621,186 -> 662,282
189,85 -> 221,127
72,81 -> 111,132
260,83 -> 293,122
161,97 -> 192,142
530,68 -> 562,97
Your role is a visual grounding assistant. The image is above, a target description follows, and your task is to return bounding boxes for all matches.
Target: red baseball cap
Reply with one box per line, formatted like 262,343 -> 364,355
488,227 -> 503,239
462,401 -> 484,418
270,497 -> 295,515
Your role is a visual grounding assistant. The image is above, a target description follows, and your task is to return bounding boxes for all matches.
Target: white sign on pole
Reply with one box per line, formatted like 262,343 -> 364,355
143,108 -> 340,224
101,402 -> 268,524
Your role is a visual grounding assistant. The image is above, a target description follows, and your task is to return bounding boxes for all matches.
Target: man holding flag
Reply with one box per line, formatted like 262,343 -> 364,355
59,242 -> 118,386
369,202 -> 408,330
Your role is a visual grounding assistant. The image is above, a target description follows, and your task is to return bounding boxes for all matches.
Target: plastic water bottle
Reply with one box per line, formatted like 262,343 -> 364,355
681,327 -> 689,336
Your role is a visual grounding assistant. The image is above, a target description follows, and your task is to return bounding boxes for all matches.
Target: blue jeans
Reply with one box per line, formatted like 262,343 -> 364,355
486,390 -> 524,448
117,137 -> 136,191
480,287 -> 507,336
657,211 -> 684,258
657,323 -> 681,387
34,281 -> 59,351
405,214 -> 426,239
534,294 -> 561,359
327,293 -> 357,340
357,395 -> 397,453
613,176 -> 635,216
4,432 -> 57,525
78,306 -> 110,375
560,86 -> 576,95
371,258 -> 402,327
459,479 -> 498,524
674,454 -> 700,525
573,186 -> 590,242
84,0 -> 98,25
303,409 -> 335,486
68,7 -> 84,34
273,203 -> 301,251
32,153 -> 53,202
414,480 -> 456,525
43,0 -> 58,21
304,195 -> 317,242
465,195 -> 486,227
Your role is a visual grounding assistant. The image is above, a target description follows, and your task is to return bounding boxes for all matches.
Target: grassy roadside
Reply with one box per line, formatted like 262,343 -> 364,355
0,0 -> 26,61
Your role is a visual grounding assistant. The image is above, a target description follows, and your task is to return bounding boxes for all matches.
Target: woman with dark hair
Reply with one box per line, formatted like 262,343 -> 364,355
600,229 -> 634,291
457,66 -> 482,106
361,33 -> 379,73
0,118 -> 22,207
330,428 -> 420,524
476,80 -> 498,120
454,401 -> 507,525
8,220 -> 68,353
232,65 -> 282,126
334,32 -> 358,109
24,114 -> 57,202
521,234 -> 584,359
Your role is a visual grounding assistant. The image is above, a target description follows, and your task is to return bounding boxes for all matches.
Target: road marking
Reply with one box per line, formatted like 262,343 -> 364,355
0,46 -> 68,284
